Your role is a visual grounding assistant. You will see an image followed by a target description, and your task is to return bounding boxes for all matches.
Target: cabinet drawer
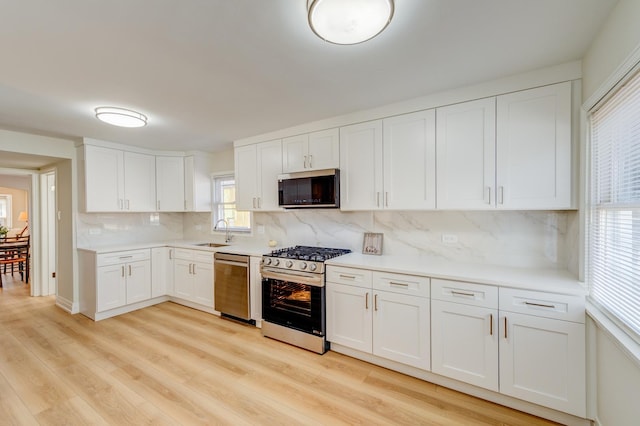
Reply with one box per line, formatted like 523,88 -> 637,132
173,248 -> 194,261
97,249 -> 150,267
432,279 -> 498,308
499,288 -> 585,323
326,266 -> 372,288
193,251 -> 213,264
373,271 -> 429,298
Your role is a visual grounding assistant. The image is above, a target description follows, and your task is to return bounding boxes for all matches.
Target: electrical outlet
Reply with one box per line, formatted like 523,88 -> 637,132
442,234 -> 458,244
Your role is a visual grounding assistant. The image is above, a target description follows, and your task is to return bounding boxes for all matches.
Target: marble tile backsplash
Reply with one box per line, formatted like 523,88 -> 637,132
79,209 -> 578,271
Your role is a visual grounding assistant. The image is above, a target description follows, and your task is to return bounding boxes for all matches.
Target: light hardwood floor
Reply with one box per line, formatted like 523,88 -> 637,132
0,277 -> 559,425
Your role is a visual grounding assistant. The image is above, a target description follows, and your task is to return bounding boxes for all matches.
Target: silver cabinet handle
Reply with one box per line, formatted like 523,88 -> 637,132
365,292 -> 369,310
119,256 -> 133,260
308,154 -> 313,168
169,249 -> 173,260
128,265 -> 132,276
389,281 -> 409,287
451,290 -> 474,297
385,192 -> 389,207
188,263 -> 192,274
192,263 -> 196,275
484,187 -> 491,204
119,199 -> 124,210
125,199 -> 130,210
489,313 -> 493,336
121,266 -> 125,277
376,192 -> 380,207
524,301 -> 556,309
498,186 -> 504,205
374,294 -> 378,311
252,197 -> 257,209
339,274 -> 356,279
303,155 -> 308,169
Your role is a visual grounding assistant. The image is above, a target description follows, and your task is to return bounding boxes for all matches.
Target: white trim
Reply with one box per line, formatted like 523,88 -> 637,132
586,300 -> 640,369
55,295 -> 77,313
583,41 -> 640,111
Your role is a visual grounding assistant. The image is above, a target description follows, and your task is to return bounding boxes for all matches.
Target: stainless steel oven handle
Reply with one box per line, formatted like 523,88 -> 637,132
261,268 -> 324,287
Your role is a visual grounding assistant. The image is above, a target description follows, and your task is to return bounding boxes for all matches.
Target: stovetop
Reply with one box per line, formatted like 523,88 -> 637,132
262,245 -> 351,274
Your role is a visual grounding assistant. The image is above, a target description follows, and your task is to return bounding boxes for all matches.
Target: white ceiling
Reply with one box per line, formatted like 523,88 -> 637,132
0,0 -> 618,153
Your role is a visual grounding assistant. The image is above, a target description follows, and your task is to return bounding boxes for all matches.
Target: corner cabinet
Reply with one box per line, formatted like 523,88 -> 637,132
156,156 -> 185,212
339,110 -> 436,210
326,266 -> 431,370
436,82 -> 573,210
83,144 -> 156,212
235,140 -> 282,211
282,128 -> 340,173
151,247 -> 175,297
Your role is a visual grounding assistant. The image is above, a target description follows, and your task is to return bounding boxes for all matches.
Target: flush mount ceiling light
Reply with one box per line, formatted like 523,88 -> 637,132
307,0 -> 394,45
95,106 -> 148,128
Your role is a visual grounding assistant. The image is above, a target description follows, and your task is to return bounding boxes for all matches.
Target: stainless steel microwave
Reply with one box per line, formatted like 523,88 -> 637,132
278,169 -> 340,209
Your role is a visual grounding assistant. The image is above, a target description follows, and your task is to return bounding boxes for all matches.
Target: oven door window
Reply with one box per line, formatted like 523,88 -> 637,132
262,277 -> 324,336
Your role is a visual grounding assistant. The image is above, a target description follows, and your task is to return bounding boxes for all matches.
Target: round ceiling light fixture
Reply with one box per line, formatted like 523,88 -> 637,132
95,106 -> 148,128
307,0 -> 394,45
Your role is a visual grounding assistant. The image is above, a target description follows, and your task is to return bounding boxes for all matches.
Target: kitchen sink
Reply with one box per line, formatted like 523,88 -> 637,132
195,243 -> 229,248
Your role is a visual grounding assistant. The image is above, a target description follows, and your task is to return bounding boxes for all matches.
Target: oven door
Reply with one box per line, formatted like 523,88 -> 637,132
261,268 -> 325,336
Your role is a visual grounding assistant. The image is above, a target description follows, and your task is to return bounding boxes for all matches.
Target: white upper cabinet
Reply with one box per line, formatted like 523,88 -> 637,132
383,110 -> 436,209
436,98 -> 497,210
184,154 -> 214,212
436,82 -> 573,210
339,120 -> 384,210
84,145 -> 124,212
83,145 -> 156,212
235,140 -> 282,211
496,82 -> 572,209
156,156 -> 185,212
123,152 -> 156,212
282,128 -> 340,173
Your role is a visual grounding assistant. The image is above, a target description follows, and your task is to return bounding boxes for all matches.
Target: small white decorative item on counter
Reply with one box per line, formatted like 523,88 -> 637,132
362,232 -> 383,255
268,240 -> 278,248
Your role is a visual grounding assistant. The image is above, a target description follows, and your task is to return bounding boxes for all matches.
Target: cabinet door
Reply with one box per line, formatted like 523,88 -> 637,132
192,259 -> 214,307
339,120 -> 383,210
256,139 -> 283,211
496,82 -> 572,209
499,312 -> 586,417
436,98 -> 496,209
151,247 -> 171,298
431,300 -> 498,391
282,134 -> 309,173
234,144 -> 258,211
383,110 -> 436,209
326,282 -> 372,353
373,291 -> 430,370
123,151 -> 156,212
126,260 -> 151,304
184,155 -> 213,212
156,156 -> 185,212
173,259 -> 194,301
84,145 -> 124,212
308,128 -> 340,171
97,264 -> 127,311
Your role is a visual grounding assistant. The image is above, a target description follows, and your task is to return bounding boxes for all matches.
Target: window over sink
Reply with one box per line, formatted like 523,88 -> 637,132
212,174 -> 251,233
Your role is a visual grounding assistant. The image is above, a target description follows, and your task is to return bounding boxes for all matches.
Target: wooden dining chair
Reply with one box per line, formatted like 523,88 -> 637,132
0,235 -> 30,283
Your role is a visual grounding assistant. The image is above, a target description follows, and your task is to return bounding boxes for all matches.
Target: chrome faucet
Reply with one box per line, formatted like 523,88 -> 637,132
214,219 -> 232,243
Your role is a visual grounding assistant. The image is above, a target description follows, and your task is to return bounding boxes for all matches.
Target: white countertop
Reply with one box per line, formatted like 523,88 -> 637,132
77,240 -> 274,257
326,253 -> 586,296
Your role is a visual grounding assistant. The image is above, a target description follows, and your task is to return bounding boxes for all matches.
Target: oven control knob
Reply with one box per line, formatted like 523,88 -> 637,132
299,262 -> 307,270
263,257 -> 271,266
309,263 -> 318,272
285,260 -> 293,268
273,259 -> 280,266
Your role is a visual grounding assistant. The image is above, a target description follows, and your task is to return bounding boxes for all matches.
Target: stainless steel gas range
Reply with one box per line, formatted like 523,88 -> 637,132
261,246 -> 351,354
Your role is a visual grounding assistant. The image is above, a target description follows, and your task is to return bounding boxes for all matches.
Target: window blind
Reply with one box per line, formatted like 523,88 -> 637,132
589,69 -> 640,340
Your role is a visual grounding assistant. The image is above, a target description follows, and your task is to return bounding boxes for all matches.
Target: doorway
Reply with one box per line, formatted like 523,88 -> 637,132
40,171 -> 57,296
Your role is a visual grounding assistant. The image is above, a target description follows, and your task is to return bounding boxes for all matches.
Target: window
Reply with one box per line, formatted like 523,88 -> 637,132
588,68 -> 640,342
0,194 -> 12,228
212,175 -> 251,232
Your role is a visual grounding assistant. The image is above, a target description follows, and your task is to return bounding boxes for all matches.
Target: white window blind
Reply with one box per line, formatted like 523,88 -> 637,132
589,69 -> 640,340
212,175 -> 251,232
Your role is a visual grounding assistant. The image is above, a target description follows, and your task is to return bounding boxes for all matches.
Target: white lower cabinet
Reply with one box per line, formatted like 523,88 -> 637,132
499,288 -> 586,417
326,266 -> 430,370
173,248 -> 214,307
151,247 -> 174,297
431,279 -> 585,417
96,250 -> 151,311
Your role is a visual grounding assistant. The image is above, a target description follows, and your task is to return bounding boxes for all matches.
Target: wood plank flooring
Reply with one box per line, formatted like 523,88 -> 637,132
0,277 -> 559,425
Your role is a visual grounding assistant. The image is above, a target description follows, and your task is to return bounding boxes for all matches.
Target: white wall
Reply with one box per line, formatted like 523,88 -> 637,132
581,1 -> 640,425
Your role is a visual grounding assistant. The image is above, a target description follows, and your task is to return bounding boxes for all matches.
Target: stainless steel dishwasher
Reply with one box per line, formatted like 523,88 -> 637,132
214,252 -> 251,321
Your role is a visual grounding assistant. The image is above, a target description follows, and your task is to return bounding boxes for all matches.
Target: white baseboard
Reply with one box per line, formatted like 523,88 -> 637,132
55,295 -> 78,313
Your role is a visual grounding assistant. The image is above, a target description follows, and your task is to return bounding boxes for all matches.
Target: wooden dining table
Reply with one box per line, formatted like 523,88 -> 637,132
0,239 -> 30,287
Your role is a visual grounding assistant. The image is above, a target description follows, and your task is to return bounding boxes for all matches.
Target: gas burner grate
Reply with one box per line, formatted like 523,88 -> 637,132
269,245 -> 351,262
